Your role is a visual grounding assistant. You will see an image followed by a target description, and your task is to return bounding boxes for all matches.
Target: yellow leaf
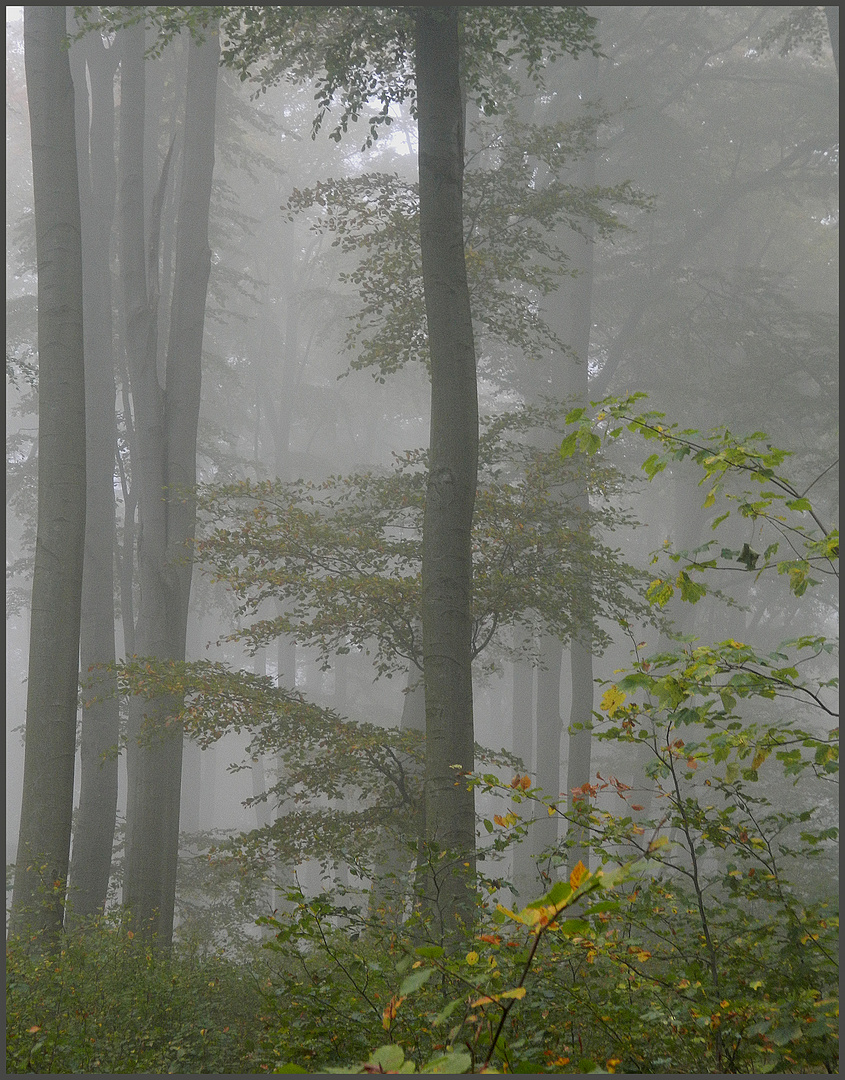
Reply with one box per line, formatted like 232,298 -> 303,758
600,685 -> 627,718
569,860 -> 589,889
751,748 -> 769,771
470,987 -> 526,1007
466,951 -> 479,966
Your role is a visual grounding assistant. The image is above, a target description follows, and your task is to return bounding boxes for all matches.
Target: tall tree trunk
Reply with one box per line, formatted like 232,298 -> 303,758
556,67 -> 599,873
825,7 -> 839,78
510,631 -> 535,898
10,5 -> 86,944
564,626 -> 594,870
532,635 -> 564,878
415,6 -> 479,941
368,664 -> 425,927
121,22 -> 218,944
67,15 -> 121,922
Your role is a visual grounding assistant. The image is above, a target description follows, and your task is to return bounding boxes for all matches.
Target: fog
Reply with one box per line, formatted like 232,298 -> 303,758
5,7 -> 839,1072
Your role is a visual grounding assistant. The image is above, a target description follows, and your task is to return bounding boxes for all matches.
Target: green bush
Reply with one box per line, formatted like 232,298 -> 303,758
6,909 -> 263,1074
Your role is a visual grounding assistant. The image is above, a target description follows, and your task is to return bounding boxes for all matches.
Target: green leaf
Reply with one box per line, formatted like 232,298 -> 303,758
399,967 -> 433,996
421,1049 -> 473,1073
564,407 -> 585,424
737,543 -> 760,570
677,571 -> 707,603
554,917 -> 591,935
770,1022 -> 802,1046
431,998 -> 463,1026
559,432 -> 578,459
579,430 -> 601,456
369,1045 -> 406,1071
415,945 -> 445,959
530,880 -> 572,908
641,453 -> 666,479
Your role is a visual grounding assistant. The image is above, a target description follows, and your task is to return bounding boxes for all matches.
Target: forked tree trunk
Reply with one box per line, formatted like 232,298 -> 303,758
121,21 -> 218,944
9,5 -> 86,944
416,5 -> 479,941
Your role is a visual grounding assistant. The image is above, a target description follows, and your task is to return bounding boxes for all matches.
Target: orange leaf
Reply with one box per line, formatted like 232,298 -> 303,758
381,994 -> 405,1029
569,860 -> 589,889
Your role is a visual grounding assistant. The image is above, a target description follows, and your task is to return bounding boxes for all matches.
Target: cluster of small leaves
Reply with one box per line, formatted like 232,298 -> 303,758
759,6 -> 834,61
561,393 -> 839,603
75,7 -> 600,150
5,907 -> 261,1074
256,861 -> 639,1074
286,111 -> 651,380
106,656 -> 421,872
465,726 -> 838,1072
193,406 -> 653,675
103,655 -> 519,877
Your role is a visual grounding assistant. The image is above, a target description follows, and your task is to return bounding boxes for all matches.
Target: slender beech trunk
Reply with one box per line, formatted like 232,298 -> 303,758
561,161 -> 597,870
121,22 -> 218,943
9,5 -> 86,943
511,633 -> 535,897
555,67 -> 599,873
67,17 -> 121,921
532,636 -> 564,873
825,8 -> 839,78
565,626 -> 594,869
368,665 -> 425,926
415,6 -> 479,940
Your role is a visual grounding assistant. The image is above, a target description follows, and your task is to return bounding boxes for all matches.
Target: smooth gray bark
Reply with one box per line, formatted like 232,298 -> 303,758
561,132 -> 597,871
416,6 -> 479,939
121,22 -> 218,943
825,7 -> 839,77
564,628 -> 594,870
532,636 -> 564,871
510,635 -> 535,897
67,17 -> 121,921
368,665 -> 426,927
10,5 -> 86,943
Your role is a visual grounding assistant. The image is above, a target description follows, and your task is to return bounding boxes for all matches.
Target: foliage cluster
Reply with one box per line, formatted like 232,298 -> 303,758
9,400 -> 839,1074
76,7 -> 601,147
284,111 -> 650,381
193,404 -> 651,675
6,909 -> 262,1074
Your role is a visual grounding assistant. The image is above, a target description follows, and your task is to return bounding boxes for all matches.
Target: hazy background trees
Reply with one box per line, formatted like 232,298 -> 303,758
6,4 -> 837,958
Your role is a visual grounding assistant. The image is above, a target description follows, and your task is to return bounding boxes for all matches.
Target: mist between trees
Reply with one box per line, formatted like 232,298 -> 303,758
6,5 -> 838,1075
